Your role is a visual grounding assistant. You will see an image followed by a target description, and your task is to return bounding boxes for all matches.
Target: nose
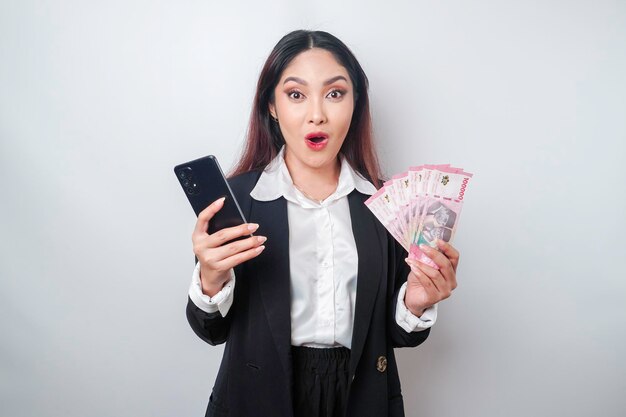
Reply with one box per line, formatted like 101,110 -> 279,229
308,97 -> 327,125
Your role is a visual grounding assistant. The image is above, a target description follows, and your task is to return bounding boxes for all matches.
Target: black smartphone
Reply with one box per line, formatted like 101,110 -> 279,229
174,155 -> 249,237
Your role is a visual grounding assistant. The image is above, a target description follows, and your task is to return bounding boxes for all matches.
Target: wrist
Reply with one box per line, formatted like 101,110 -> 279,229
199,268 -> 229,297
408,305 -> 426,318
405,294 -> 427,317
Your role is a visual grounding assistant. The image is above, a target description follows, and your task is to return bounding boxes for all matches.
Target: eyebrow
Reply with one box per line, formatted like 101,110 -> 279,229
282,75 -> 349,86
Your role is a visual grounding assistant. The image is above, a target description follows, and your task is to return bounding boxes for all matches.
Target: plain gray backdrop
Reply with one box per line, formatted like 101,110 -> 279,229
1,1 -> 625,416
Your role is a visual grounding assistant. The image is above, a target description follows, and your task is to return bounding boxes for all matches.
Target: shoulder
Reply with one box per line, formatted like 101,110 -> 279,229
227,169 -> 264,195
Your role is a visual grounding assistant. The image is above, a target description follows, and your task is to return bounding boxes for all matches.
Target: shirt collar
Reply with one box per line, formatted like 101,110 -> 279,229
250,146 -> 377,207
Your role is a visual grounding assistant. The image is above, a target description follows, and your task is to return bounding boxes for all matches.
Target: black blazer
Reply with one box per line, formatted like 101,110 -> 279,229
187,170 -> 430,417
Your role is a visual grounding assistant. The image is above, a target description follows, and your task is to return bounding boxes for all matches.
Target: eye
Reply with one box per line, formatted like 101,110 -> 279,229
327,89 -> 346,100
288,90 -> 304,101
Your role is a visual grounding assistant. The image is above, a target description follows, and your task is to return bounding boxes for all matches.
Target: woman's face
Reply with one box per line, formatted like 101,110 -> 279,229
269,48 -> 354,175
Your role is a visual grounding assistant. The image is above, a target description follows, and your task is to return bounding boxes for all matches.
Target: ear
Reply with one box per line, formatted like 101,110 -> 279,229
268,103 -> 277,120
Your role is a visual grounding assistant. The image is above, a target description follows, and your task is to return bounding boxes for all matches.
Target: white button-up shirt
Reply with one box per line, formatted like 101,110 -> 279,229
189,147 -> 437,348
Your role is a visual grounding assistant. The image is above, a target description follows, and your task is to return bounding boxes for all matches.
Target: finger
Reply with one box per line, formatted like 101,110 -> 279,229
407,263 -> 440,297
436,240 -> 460,270
192,233 -> 213,257
193,197 -> 226,236
409,256 -> 456,294
194,232 -> 262,263
407,258 -> 445,292
418,244 -> 454,273
409,259 -> 454,301
211,235 -> 267,262
215,244 -> 266,271
207,222 -> 260,247
429,242 -> 458,290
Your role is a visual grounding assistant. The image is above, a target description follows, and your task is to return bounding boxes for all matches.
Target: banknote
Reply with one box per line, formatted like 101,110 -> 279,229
388,173 -> 412,246
365,163 -> 473,269
409,167 -> 472,268
364,187 -> 408,250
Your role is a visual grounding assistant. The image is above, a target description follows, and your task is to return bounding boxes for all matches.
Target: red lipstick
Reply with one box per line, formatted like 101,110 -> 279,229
305,132 -> 329,151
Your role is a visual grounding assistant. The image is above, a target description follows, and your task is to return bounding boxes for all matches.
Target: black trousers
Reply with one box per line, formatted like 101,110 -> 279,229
291,346 -> 351,417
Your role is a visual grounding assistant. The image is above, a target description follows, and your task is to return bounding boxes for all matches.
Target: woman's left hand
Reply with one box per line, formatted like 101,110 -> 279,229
404,240 -> 460,317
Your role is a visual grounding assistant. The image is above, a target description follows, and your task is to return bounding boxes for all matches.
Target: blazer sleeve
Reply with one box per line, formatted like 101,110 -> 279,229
186,296 -> 231,346
386,235 -> 431,348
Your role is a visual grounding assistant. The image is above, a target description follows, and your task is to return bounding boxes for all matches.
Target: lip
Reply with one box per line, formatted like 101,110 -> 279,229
305,131 -> 329,151
305,131 -> 329,140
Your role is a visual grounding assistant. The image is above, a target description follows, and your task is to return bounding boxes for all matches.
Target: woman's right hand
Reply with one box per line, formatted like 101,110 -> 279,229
192,197 -> 266,297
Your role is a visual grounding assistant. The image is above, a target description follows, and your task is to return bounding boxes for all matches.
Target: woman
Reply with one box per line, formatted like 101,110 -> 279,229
186,30 -> 459,417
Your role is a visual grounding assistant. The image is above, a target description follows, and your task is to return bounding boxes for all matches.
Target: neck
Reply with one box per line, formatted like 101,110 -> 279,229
290,162 -> 341,189
284,153 -> 341,201
284,156 -> 340,186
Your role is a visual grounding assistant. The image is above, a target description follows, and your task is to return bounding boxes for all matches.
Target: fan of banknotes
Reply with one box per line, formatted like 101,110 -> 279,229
365,164 -> 473,269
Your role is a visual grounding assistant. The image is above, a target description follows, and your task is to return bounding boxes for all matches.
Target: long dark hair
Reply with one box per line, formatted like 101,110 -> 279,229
230,30 -> 382,188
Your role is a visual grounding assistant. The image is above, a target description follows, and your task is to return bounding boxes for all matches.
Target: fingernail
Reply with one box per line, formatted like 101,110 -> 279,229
419,244 -> 431,252
405,257 -> 416,265
257,236 -> 267,243
248,223 -> 259,231
216,197 -> 226,204
256,245 -> 265,253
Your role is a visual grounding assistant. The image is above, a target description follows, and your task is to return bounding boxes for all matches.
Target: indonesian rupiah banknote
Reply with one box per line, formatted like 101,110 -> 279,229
365,164 -> 473,269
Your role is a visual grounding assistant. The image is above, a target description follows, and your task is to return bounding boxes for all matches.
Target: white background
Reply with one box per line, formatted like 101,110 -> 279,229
1,1 -> 625,416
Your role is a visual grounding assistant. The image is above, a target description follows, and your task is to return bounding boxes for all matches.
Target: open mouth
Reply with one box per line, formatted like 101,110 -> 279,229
305,133 -> 329,150
307,136 -> 326,143
305,134 -> 328,151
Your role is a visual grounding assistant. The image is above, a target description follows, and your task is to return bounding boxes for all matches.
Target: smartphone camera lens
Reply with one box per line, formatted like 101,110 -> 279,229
178,167 -> 193,181
186,183 -> 199,195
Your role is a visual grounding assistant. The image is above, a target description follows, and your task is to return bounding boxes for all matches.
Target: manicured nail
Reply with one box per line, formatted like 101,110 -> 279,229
257,236 -> 267,244
248,223 -> 259,231
256,245 -> 265,253
216,197 -> 226,204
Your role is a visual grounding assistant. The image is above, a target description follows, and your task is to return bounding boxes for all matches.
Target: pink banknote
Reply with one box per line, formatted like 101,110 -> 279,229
365,163 -> 473,269
364,187 -> 408,251
409,166 -> 472,268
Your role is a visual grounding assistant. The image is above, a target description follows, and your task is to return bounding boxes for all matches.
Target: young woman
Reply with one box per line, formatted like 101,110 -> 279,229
186,30 -> 459,417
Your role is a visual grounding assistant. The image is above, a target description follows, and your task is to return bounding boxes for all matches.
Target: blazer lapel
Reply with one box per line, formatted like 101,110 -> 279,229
348,190 -> 385,375
248,196 -> 292,377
